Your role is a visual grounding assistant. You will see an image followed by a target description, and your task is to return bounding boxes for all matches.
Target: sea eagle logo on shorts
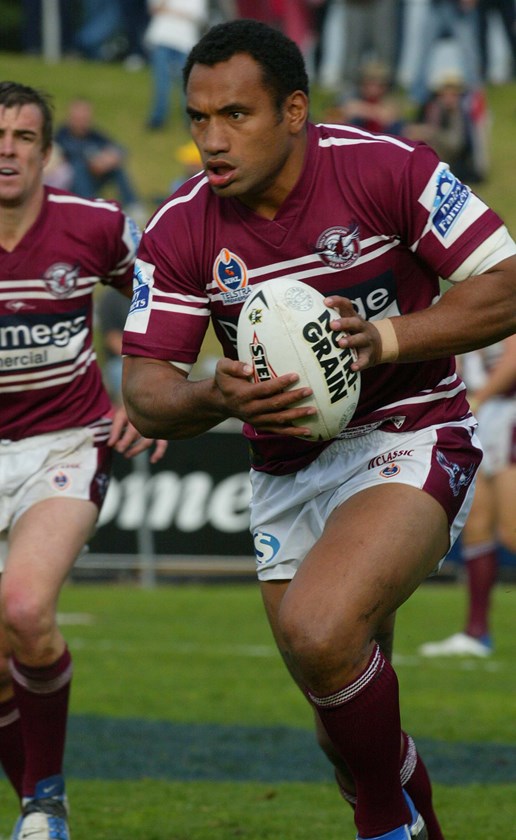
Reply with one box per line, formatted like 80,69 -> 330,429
43,263 -> 80,298
316,222 -> 361,269
380,464 -> 401,478
436,450 -> 475,497
51,470 -> 71,491
213,248 -> 250,305
432,169 -> 470,238
95,472 -> 110,502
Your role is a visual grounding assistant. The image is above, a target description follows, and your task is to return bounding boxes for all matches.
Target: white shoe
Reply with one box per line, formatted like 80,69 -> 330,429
11,775 -> 69,840
419,632 -> 492,658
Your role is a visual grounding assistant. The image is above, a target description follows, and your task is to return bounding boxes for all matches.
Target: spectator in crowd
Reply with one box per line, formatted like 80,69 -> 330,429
120,0 -> 150,69
55,97 -> 146,221
405,70 -> 490,183
74,0 -> 123,60
340,0 -> 398,87
409,0 -> 482,106
477,0 -> 516,80
96,288 -> 131,404
144,0 -> 209,130
169,138 -> 202,191
0,80 -> 166,840
21,0 -> 78,56
325,60 -> 405,135
42,143 -> 74,191
311,0 -> 334,83
420,337 -> 516,657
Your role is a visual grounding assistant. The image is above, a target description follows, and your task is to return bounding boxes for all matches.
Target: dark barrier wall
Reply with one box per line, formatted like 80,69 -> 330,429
89,429 -> 253,557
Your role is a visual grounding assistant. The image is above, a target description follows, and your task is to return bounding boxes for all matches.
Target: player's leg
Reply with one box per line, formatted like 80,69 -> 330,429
462,472 -> 498,643
0,616 -> 25,800
420,471 -> 497,657
2,496 -> 97,840
493,463 -> 516,553
261,482 -> 448,839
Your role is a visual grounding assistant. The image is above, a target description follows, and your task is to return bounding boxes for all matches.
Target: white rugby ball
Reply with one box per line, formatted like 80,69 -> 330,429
237,278 -> 361,440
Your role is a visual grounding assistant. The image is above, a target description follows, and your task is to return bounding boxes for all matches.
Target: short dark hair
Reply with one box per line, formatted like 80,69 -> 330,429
183,19 -> 309,111
0,81 -> 54,151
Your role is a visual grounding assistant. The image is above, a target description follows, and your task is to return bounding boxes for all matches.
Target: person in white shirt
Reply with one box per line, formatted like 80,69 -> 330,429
144,0 -> 209,129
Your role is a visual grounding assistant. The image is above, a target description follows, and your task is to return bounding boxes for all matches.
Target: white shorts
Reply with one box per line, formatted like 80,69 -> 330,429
476,398 -> 516,476
250,420 -> 482,581
0,428 -> 112,570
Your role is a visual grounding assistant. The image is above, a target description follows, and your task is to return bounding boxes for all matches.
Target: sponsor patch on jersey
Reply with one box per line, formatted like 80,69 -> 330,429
43,263 -> 80,298
253,530 -> 281,566
129,283 -> 149,315
213,248 -> 250,304
125,259 -> 154,334
436,450 -> 476,497
431,169 -> 470,238
316,222 -> 361,268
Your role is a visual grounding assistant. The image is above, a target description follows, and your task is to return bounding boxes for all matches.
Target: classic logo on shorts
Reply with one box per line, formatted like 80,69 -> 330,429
315,222 -> 361,269
213,248 -> 250,305
253,531 -> 281,565
51,470 -> 71,491
436,450 -> 475,497
369,449 -> 413,469
43,263 -> 80,298
379,464 -> 401,478
432,169 -> 469,238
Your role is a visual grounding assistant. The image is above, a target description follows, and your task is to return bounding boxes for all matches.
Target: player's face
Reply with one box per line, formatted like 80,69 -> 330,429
186,53 -> 308,218
0,103 -> 50,209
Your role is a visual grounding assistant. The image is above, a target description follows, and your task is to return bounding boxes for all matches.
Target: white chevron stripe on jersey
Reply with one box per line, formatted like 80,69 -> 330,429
48,193 -> 119,212
145,175 -> 209,233
317,124 -> 416,153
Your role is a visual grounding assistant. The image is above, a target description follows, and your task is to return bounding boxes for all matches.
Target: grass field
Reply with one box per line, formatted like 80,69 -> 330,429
0,581 -> 514,839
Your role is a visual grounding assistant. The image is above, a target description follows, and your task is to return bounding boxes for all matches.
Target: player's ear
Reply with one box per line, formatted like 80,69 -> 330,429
285,90 -> 309,135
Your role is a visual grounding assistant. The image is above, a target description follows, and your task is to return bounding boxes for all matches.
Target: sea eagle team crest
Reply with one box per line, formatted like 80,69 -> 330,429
43,263 -> 80,298
316,222 -> 361,269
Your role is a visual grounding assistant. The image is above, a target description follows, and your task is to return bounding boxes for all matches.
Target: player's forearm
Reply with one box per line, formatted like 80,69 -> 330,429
122,358 -> 228,439
389,266 -> 516,363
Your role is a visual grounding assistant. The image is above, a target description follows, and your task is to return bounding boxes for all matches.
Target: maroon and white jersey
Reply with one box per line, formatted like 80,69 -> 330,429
1,187 -> 138,442
123,122 -> 516,474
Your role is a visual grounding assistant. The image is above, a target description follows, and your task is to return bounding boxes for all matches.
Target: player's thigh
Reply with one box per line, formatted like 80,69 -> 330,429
3,497 -> 98,610
280,483 -> 449,658
493,465 -> 516,551
462,471 -> 496,544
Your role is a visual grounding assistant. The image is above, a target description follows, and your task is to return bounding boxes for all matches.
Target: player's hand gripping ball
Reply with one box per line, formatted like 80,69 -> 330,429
237,278 -> 361,440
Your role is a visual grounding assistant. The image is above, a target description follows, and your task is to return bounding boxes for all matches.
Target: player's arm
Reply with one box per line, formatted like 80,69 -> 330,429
122,354 -> 317,440
326,255 -> 516,370
472,334 -> 516,408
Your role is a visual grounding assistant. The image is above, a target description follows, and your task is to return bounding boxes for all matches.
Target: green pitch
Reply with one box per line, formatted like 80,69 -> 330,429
0,580 -> 514,839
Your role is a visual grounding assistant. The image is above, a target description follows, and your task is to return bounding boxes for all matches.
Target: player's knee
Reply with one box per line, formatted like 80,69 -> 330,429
1,588 -> 54,651
277,597 -> 362,680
